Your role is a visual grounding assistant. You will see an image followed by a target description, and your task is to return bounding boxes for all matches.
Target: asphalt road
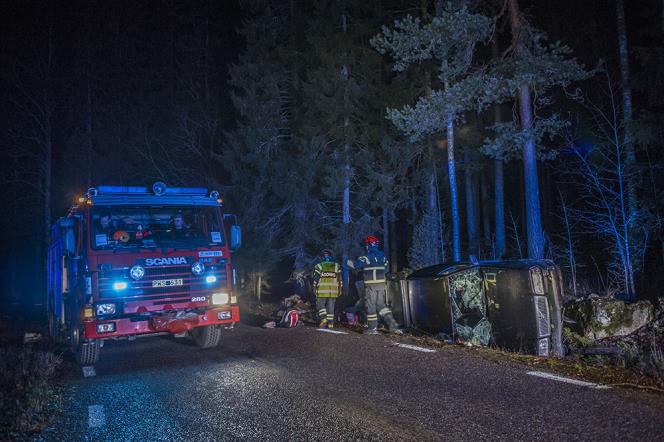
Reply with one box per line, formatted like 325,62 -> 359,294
38,323 -> 664,441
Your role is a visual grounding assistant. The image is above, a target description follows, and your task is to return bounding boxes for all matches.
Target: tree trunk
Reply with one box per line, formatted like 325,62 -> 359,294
615,0 -> 637,218
446,113 -> 461,261
256,272 -> 262,302
558,188 -> 577,298
434,166 -> 445,261
86,78 -> 93,187
480,164 -> 491,253
85,7 -> 94,188
428,161 -> 441,263
390,217 -> 398,273
464,149 -> 478,257
508,0 -> 545,259
382,203 -> 389,261
494,158 -> 506,258
341,11 -> 350,293
492,41 -> 506,260
424,69 -> 443,263
42,25 -> 54,314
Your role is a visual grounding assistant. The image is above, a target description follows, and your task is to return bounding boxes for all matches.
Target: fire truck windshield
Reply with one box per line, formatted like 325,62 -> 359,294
91,206 -> 225,250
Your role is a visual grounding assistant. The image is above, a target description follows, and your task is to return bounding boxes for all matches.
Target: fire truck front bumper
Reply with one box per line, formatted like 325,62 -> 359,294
83,306 -> 240,340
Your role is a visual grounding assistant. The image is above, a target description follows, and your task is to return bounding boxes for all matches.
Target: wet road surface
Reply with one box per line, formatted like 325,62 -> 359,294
39,324 -> 664,441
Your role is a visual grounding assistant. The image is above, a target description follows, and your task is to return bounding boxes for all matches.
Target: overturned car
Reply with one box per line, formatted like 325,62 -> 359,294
388,260 -> 564,357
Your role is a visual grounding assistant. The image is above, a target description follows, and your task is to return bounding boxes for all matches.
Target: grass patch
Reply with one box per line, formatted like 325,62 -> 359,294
0,342 -> 63,437
394,330 -> 664,394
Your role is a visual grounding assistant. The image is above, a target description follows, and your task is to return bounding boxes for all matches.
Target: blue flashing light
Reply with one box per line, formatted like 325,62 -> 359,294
164,187 -> 208,195
205,275 -> 217,283
95,185 -> 208,195
113,281 -> 128,291
98,186 -> 149,194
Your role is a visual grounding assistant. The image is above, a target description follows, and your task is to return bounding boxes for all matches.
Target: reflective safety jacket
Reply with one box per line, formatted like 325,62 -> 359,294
353,248 -> 388,284
314,261 -> 341,298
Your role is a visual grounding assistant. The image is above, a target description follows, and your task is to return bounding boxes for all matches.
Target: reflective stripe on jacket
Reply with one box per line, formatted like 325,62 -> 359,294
314,261 -> 341,298
356,253 -> 388,284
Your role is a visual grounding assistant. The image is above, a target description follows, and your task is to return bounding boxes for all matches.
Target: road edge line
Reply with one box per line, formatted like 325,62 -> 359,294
527,371 -> 610,389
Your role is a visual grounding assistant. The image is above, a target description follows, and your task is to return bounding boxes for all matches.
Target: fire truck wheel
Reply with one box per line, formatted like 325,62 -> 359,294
191,325 -> 221,349
76,340 -> 100,365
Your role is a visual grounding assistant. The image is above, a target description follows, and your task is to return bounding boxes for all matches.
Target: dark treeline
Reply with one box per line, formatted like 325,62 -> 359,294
1,0 -> 663,315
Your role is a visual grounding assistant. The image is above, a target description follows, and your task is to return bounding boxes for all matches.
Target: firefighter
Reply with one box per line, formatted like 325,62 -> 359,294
348,235 -> 402,335
313,249 -> 341,329
170,212 -> 194,239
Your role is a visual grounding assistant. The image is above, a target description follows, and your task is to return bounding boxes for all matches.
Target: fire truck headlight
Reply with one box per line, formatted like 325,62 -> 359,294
211,292 -> 229,305
191,261 -> 205,275
130,265 -> 145,280
96,303 -> 116,316
113,281 -> 128,291
205,275 -> 217,283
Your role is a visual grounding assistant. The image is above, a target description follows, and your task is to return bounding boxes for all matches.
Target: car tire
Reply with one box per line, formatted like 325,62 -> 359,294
191,325 -> 221,349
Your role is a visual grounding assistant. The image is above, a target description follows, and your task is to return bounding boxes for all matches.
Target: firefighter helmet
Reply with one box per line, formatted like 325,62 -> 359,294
363,235 -> 380,247
321,249 -> 333,257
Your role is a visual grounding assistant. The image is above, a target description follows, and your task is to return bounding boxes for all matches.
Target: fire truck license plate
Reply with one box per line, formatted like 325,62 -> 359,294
152,278 -> 184,288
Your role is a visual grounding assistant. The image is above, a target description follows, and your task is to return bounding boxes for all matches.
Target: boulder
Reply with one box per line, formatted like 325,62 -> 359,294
655,297 -> 664,321
565,298 -> 653,341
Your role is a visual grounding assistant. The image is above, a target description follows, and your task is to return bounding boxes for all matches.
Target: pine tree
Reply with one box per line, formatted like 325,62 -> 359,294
221,6 -> 291,298
480,0 -> 590,259
298,1 -> 390,286
408,203 -> 445,270
371,4 -> 493,262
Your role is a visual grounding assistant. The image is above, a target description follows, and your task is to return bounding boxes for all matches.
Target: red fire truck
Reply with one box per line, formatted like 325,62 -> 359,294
47,183 -> 241,365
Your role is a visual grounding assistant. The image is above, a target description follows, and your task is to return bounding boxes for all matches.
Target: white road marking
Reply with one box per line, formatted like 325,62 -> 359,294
88,405 -> 106,428
527,371 -> 610,389
316,328 -> 348,335
395,343 -> 436,353
82,366 -> 96,378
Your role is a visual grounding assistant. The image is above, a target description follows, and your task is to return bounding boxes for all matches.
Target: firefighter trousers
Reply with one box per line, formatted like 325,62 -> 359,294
364,283 -> 398,331
316,297 -> 336,326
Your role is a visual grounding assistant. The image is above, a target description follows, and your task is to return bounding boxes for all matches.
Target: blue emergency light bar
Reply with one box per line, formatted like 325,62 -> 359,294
96,185 -> 208,195
86,182 -> 222,206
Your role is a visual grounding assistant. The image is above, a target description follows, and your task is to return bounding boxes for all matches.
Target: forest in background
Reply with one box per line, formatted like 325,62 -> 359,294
1,0 -> 663,315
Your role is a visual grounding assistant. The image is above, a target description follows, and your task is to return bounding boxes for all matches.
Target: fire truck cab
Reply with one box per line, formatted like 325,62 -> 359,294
47,183 -> 241,365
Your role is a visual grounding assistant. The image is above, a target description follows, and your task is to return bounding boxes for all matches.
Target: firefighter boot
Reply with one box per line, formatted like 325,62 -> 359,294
383,311 -> 403,335
326,313 -> 334,329
318,308 -> 328,329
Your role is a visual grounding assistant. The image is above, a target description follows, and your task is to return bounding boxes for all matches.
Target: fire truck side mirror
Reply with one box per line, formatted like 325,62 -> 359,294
230,225 -> 242,251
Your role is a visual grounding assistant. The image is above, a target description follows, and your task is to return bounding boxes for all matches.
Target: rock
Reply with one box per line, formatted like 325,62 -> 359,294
564,297 -> 653,341
22,332 -> 42,344
655,297 -> 664,321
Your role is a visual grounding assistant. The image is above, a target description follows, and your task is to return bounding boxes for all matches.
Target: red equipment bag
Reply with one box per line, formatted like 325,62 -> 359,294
278,309 -> 299,328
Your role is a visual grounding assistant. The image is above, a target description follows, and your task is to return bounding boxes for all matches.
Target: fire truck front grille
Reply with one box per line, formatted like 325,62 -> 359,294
534,296 -> 551,338
98,265 -> 228,300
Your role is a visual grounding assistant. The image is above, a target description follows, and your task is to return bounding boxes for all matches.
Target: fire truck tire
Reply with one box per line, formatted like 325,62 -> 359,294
76,340 -> 100,365
191,325 -> 221,349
